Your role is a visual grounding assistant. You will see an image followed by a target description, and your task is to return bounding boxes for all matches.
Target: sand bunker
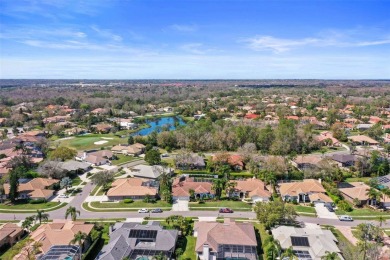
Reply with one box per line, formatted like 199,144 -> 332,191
94,140 -> 108,145
101,137 -> 114,140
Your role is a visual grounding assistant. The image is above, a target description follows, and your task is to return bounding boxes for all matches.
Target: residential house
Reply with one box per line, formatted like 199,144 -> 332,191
91,108 -> 108,115
279,179 -> 331,204
348,135 -> 379,146
172,176 -> 214,201
128,165 -> 172,180
65,127 -> 88,136
94,123 -> 113,133
315,131 -> 341,147
0,223 -> 24,248
375,174 -> 390,189
25,220 -> 94,258
175,153 -> 206,170
76,150 -> 113,166
194,219 -> 258,260
106,178 -> 158,200
338,182 -> 390,207
244,113 -> 259,120
356,124 -> 373,131
43,115 -> 71,124
291,155 -> 323,170
118,118 -> 138,130
3,178 -> 59,200
96,222 -> 178,260
272,225 -> 342,260
330,154 -> 357,167
228,178 -> 271,202
111,143 -> 146,156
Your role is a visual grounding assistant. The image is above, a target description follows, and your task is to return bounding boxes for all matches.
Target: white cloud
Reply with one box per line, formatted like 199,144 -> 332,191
169,24 -> 198,32
180,43 -> 205,54
91,26 -> 122,42
245,34 -> 390,53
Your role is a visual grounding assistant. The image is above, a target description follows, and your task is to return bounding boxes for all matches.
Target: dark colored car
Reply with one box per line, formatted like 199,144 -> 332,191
151,208 -> 163,213
325,204 -> 334,212
219,208 -> 234,213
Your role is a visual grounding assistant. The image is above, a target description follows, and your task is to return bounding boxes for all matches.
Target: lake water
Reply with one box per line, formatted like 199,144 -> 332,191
133,116 -> 186,136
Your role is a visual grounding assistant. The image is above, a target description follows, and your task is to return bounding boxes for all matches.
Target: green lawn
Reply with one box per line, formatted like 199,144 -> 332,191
54,134 -> 124,151
111,154 -> 138,165
90,200 -> 172,209
72,176 -> 82,186
328,227 -> 360,259
0,201 -> 60,210
189,200 -> 252,210
336,207 -> 390,217
180,236 -> 197,259
345,177 -> 371,183
293,205 -> 316,214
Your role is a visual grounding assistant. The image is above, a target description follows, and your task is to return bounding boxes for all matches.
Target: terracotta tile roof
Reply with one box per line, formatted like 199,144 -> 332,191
3,178 -> 59,199
0,223 -> 23,241
338,182 -> 374,201
348,135 -> 379,145
194,220 -> 257,252
293,155 -> 323,165
308,192 -> 333,203
172,177 -> 213,197
244,113 -> 259,120
29,220 -> 94,254
279,179 -> 326,197
107,178 -> 157,197
232,179 -> 271,198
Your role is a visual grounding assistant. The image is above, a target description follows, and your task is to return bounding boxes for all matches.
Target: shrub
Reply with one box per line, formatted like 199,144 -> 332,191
123,199 -> 133,204
86,172 -> 92,178
29,199 -> 46,204
337,200 -> 353,212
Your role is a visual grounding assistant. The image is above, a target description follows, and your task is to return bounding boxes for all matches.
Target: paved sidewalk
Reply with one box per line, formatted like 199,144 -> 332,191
334,225 -> 358,245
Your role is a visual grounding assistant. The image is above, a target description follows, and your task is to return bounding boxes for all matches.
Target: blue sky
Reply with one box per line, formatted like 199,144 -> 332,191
0,0 -> 389,79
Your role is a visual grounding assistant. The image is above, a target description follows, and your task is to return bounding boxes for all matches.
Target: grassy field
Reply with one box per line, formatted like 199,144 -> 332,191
0,202 -> 67,213
336,207 -> 390,217
111,154 -> 138,165
328,227 -> 360,259
0,201 -> 60,210
189,200 -> 252,210
293,205 -> 317,213
90,200 -> 172,209
54,134 -> 125,151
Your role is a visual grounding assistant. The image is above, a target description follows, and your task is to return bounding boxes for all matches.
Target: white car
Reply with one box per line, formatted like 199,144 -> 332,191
138,208 -> 149,213
339,215 -> 353,221
58,194 -> 69,198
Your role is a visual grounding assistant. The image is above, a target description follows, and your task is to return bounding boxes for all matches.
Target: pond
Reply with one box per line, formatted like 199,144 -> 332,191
133,116 -> 186,136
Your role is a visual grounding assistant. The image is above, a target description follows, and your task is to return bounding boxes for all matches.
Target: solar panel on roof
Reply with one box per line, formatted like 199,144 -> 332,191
129,229 -> 158,239
291,236 -> 310,247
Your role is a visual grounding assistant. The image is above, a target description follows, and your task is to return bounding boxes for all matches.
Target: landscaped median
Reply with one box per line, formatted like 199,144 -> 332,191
188,200 -> 253,211
0,201 -> 67,213
83,200 -> 172,212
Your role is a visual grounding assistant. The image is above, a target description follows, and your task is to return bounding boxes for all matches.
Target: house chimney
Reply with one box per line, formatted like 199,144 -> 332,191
203,243 -> 210,260
318,178 -> 322,183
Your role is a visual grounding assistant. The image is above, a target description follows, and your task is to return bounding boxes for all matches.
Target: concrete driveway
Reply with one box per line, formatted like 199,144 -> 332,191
315,203 -> 338,219
172,199 -> 189,211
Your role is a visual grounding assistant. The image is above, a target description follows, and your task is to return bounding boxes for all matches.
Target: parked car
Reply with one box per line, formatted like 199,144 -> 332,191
161,153 -> 169,157
325,204 -> 334,212
58,194 -> 69,198
151,208 -> 163,213
339,215 -> 353,221
219,208 -> 234,213
138,208 -> 149,213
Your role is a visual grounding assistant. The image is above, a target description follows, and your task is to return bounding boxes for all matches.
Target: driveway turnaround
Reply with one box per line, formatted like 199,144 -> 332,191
315,203 -> 338,219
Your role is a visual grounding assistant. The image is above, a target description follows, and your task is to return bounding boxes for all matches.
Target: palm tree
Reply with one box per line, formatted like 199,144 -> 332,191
281,246 -> 298,260
376,215 -> 387,227
212,179 -> 226,199
264,171 -> 277,193
35,210 -> 49,224
366,188 -> 380,206
321,251 -> 341,260
265,239 -> 282,260
70,231 -> 87,260
65,206 -> 80,221
381,187 -> 390,208
22,216 -> 35,232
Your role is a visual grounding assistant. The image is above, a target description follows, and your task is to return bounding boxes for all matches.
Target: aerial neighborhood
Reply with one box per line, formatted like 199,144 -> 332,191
0,80 -> 389,259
